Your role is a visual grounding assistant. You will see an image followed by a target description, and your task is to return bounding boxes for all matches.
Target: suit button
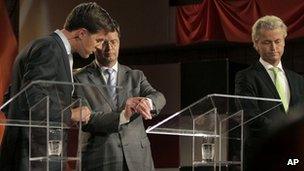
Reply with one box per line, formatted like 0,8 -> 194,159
118,144 -> 122,148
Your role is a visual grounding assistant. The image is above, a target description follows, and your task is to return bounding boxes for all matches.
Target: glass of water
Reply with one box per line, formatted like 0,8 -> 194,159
48,129 -> 62,156
201,137 -> 215,162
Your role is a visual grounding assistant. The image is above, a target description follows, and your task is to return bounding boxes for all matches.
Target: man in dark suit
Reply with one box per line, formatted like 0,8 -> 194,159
0,2 -> 114,170
235,15 -> 304,170
74,21 -> 166,171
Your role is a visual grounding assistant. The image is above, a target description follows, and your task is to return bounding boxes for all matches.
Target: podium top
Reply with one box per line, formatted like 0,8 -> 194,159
146,94 -> 282,137
0,80 -> 121,128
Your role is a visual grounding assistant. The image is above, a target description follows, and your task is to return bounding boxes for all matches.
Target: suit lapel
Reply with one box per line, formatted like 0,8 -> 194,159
51,33 -> 71,82
256,62 -> 287,113
117,64 -> 128,110
87,62 -> 116,110
255,62 -> 280,99
285,69 -> 295,106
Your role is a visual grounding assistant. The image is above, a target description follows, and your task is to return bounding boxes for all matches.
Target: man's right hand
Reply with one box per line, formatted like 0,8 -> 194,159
124,97 -> 153,120
71,106 -> 91,124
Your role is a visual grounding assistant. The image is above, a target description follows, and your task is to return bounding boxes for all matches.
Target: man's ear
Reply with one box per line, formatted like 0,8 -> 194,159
253,40 -> 258,51
76,28 -> 87,40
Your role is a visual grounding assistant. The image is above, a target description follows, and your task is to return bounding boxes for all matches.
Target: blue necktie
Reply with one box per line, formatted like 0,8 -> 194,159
106,69 -> 117,105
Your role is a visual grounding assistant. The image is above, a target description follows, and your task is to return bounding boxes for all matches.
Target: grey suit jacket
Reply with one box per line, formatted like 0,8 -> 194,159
74,61 -> 166,171
0,33 -> 73,171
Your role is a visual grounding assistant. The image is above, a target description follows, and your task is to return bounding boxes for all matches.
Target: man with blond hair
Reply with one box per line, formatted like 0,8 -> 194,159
235,15 -> 304,170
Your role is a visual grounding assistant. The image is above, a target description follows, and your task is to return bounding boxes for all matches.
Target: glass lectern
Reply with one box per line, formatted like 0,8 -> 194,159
146,94 -> 282,171
0,80 -> 119,171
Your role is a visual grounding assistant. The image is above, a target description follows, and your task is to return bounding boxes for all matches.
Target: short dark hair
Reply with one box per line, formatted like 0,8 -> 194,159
64,2 -> 114,34
111,20 -> 121,37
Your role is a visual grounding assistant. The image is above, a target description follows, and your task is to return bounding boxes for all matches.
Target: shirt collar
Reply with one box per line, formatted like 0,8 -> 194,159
259,57 -> 283,72
54,29 -> 72,55
95,60 -> 118,73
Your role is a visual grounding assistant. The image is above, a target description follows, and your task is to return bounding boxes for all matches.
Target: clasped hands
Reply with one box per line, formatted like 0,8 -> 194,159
124,97 -> 153,120
70,97 -> 153,123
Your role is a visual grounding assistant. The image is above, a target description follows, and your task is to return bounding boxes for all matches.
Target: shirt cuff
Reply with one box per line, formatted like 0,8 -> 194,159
146,98 -> 154,110
119,110 -> 130,125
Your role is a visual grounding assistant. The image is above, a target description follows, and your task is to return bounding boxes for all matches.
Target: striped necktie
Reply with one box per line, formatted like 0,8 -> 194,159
105,68 -> 117,106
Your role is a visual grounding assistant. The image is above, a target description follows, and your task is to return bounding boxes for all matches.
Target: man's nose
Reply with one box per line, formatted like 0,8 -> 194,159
103,42 -> 110,51
270,42 -> 276,51
96,42 -> 103,50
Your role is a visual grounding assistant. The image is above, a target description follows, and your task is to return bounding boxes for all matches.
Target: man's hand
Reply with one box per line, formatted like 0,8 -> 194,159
124,97 -> 152,120
135,98 -> 152,120
71,106 -> 91,124
124,97 -> 140,120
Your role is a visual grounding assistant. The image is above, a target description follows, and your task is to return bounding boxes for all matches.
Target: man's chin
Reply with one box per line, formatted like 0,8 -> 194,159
104,56 -> 116,62
102,58 -> 117,64
81,56 -> 89,59
82,53 -> 92,59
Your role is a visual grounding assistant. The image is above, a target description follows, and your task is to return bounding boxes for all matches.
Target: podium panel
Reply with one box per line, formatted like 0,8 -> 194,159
146,94 -> 282,171
0,81 -> 120,171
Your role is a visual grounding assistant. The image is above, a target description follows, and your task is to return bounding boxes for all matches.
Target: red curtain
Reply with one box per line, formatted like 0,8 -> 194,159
0,0 -> 18,143
176,0 -> 304,44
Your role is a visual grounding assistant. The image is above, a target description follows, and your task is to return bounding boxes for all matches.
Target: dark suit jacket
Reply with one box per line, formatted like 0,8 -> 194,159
0,33 -> 73,171
74,61 -> 166,171
251,116 -> 304,171
235,61 -> 304,171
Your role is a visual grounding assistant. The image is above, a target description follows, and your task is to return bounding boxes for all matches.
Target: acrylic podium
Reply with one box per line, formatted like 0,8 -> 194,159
0,80 -> 118,171
146,94 -> 282,171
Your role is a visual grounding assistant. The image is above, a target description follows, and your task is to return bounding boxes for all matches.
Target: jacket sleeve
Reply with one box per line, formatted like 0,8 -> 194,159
137,70 -> 166,116
23,40 -> 63,122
